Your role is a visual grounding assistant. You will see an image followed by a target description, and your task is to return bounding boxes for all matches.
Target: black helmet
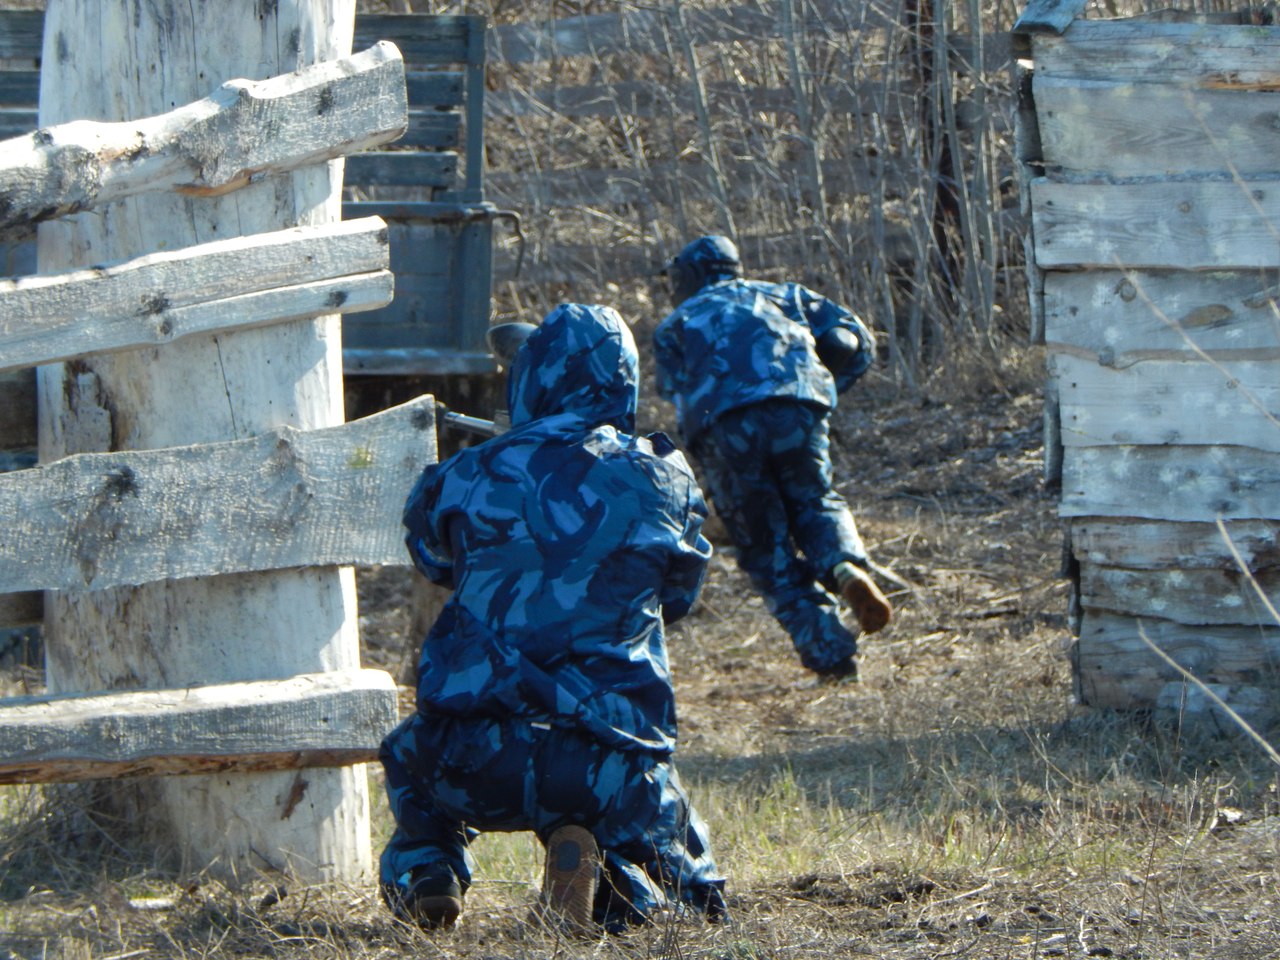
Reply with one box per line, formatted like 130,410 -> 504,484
664,235 -> 741,307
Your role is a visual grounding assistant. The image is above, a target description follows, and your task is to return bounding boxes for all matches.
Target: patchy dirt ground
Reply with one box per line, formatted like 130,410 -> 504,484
4,374 -> 1278,960
345,375 -> 1279,959
359,372 -> 1071,748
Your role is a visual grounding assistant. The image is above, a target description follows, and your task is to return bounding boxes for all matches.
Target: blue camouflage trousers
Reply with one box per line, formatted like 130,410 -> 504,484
691,398 -> 868,672
379,712 -> 725,929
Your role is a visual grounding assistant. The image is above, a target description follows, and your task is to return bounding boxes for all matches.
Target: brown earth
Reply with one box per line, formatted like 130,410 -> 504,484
343,369 -> 1280,959
4,364 -> 1278,960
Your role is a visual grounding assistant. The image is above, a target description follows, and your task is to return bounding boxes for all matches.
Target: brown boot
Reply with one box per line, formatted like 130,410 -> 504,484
536,825 -> 599,936
834,562 -> 892,634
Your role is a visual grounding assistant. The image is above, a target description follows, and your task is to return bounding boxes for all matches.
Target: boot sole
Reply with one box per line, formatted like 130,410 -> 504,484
541,825 -> 598,934
843,568 -> 892,634
409,893 -> 462,930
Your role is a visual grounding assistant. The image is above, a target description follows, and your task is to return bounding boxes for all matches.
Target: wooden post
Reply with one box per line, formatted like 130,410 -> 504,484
36,0 -> 369,882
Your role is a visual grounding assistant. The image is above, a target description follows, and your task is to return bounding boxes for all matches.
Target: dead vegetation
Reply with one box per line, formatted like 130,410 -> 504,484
4,355 -> 1278,959
3,0 -> 1280,957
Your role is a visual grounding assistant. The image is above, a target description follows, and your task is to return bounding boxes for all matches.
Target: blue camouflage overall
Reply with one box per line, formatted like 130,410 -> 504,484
380,303 -> 726,930
654,273 -> 877,673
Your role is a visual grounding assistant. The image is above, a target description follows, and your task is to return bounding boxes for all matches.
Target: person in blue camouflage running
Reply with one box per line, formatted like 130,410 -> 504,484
653,235 -> 892,680
379,302 -> 727,935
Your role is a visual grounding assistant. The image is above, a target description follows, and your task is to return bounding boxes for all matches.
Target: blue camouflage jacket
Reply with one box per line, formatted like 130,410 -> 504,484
653,279 -> 875,442
402,303 -> 713,755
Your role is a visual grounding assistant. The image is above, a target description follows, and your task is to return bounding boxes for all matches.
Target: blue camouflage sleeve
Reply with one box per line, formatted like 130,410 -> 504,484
402,462 -> 456,589
786,284 -> 876,393
652,314 -> 684,403
653,439 -> 713,624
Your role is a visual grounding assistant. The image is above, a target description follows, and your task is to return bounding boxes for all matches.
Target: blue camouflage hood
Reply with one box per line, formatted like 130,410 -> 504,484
401,305 -> 711,756
507,303 -> 639,432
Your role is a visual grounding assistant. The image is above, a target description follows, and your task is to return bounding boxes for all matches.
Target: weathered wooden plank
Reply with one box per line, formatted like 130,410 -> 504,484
1032,179 -> 1280,270
0,42 -> 408,232
343,151 -> 457,189
1080,562 -> 1279,626
1050,353 -> 1280,451
0,668 -> 398,785
1034,21 -> 1280,87
0,218 -> 392,374
1035,77 -> 1280,177
1071,517 -> 1280,571
404,71 -> 465,107
400,111 -> 461,150
0,368 -> 34,450
1060,445 -> 1280,521
0,395 -> 434,594
0,70 -> 38,106
1043,269 -> 1280,363
0,71 -> 456,116
4,12 -> 473,70
355,13 -> 476,65
1012,0 -> 1087,37
1074,610 -> 1280,714
0,9 -> 40,61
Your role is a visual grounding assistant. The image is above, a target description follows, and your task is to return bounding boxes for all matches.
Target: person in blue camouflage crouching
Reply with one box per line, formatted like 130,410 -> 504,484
653,235 -> 893,680
379,302 -> 727,935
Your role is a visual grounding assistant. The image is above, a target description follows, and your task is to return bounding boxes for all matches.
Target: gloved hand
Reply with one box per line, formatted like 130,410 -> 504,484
815,326 -> 870,391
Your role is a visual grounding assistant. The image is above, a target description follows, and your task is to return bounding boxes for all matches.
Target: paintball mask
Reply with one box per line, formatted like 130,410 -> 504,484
486,321 -> 538,368
664,235 -> 742,307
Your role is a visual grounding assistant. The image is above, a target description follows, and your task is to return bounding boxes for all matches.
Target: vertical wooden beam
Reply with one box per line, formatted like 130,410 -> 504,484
36,0 -> 371,884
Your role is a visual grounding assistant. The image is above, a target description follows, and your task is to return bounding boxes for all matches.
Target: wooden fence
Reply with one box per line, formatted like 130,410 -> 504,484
1015,7 -> 1280,728
0,39 -> 428,878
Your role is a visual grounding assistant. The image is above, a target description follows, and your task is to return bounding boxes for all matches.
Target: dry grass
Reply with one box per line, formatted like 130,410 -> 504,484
4,1 -> 1280,957
4,339 -> 1278,958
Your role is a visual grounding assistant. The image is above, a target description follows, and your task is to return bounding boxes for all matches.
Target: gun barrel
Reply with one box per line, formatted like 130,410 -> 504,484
441,410 -> 500,437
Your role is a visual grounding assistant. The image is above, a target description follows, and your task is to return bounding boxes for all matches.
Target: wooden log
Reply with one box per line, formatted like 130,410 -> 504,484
0,668 -> 398,785
1070,517 -> 1280,571
1060,445 -> 1280,521
1080,562 -> 1278,627
0,218 -> 392,374
1074,610 -> 1280,714
1043,268 -> 1280,363
1049,353 -> 1280,451
1031,178 -> 1280,270
0,41 -> 408,231
36,0 -> 372,886
0,395 -> 433,594
1034,76 -> 1280,178
1033,21 -> 1280,87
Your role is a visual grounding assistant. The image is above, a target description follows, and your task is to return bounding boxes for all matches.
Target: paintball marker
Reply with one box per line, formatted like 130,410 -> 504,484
434,321 -> 533,439
438,407 -> 509,439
